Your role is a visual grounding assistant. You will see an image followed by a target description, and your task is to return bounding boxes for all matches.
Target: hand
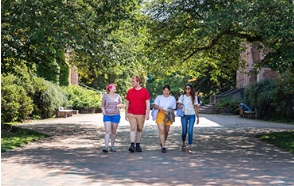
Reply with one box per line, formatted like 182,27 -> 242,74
145,114 -> 149,120
125,113 -> 129,121
196,118 -> 199,124
117,103 -> 125,108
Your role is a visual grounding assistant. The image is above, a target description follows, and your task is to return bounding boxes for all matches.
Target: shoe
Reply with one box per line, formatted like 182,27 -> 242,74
102,147 -> 108,153
187,148 -> 192,154
129,144 -> 135,153
162,147 -> 167,153
111,146 -> 116,152
181,145 -> 186,152
136,144 -> 142,152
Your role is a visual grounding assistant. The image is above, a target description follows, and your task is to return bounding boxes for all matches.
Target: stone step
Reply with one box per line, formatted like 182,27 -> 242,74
199,103 -> 218,114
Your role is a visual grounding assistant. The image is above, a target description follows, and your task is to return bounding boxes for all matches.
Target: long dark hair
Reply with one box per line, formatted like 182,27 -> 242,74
183,84 -> 195,104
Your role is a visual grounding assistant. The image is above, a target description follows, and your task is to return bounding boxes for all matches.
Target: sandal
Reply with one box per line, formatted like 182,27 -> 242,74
181,145 -> 186,151
187,148 -> 192,154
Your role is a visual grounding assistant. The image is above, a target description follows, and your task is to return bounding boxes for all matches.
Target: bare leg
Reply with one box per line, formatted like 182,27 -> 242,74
111,123 -> 118,146
104,122 -> 111,150
164,125 -> 170,142
157,124 -> 165,147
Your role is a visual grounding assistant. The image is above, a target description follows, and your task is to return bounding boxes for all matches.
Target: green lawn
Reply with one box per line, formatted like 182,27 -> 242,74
258,131 -> 294,153
1,124 -> 48,152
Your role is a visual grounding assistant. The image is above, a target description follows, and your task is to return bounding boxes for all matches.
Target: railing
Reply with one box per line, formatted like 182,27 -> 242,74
210,79 -> 245,104
78,82 -> 104,96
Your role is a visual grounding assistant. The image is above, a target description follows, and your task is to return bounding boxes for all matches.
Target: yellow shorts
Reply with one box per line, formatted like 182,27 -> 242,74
156,110 -> 172,125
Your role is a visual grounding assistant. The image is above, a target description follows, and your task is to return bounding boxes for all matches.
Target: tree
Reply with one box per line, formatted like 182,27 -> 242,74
144,0 -> 294,90
1,0 -> 141,86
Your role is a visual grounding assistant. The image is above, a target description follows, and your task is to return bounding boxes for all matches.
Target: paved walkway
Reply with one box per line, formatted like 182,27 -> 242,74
2,113 -> 294,186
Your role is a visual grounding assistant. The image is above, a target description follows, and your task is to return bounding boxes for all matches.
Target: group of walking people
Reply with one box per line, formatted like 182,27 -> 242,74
101,76 -> 201,154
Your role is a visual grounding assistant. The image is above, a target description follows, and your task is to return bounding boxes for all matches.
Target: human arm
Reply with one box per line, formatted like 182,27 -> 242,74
116,95 -> 125,109
194,96 -> 200,124
145,100 -> 150,120
125,100 -> 129,121
101,95 -> 106,115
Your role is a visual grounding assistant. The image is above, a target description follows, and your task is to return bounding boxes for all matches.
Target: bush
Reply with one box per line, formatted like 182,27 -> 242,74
64,85 -> 102,109
1,74 -> 34,122
32,78 -> 68,118
243,79 -> 276,118
216,98 -> 239,114
243,77 -> 294,120
271,71 -> 294,119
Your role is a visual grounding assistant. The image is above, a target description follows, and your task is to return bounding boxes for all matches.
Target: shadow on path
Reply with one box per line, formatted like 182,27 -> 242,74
2,114 -> 294,186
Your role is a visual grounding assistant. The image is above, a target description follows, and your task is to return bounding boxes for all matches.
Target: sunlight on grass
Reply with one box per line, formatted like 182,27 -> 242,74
1,125 -> 48,152
258,131 -> 294,153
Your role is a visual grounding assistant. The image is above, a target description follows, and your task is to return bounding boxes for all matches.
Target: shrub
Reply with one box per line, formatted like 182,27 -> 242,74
32,78 -> 68,118
1,74 -> 34,122
244,79 -> 276,118
216,98 -> 239,114
271,72 -> 294,119
64,85 -> 102,109
243,77 -> 294,119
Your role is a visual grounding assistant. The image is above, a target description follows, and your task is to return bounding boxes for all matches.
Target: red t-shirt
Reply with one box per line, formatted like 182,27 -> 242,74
126,87 -> 150,115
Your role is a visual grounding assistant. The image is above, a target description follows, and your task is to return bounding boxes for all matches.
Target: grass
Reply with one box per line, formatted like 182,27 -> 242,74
1,124 -> 49,152
258,131 -> 294,153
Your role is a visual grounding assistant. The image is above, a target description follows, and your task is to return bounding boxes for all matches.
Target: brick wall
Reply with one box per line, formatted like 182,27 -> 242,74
263,69 -> 277,79
70,66 -> 78,85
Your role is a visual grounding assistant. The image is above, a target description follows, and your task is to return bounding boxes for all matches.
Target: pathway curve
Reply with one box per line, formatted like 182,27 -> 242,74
2,113 -> 294,186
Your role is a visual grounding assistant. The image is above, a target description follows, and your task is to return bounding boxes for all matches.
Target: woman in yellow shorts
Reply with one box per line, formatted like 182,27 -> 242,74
153,85 -> 176,153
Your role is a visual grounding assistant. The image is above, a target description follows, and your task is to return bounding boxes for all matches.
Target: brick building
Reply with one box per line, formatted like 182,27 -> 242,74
236,43 -> 277,88
70,66 -> 78,85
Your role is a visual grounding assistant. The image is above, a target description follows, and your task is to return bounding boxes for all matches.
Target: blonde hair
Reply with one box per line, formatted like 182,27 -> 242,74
132,76 -> 141,84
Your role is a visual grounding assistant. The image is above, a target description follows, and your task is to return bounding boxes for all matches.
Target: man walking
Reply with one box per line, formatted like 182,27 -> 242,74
125,76 -> 150,153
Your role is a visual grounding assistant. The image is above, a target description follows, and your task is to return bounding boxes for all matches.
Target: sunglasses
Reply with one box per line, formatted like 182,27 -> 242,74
185,87 -> 191,90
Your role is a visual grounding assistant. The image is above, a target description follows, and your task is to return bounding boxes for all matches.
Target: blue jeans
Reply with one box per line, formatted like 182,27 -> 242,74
181,114 -> 196,145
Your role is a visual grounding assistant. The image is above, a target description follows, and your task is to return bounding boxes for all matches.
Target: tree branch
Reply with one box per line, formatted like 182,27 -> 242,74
183,30 -> 263,61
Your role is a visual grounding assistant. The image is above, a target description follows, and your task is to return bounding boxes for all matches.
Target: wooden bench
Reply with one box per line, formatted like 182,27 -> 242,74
56,107 -> 74,118
244,111 -> 257,119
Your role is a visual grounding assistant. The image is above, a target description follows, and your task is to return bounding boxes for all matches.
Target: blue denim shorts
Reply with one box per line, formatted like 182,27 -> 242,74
103,114 -> 121,123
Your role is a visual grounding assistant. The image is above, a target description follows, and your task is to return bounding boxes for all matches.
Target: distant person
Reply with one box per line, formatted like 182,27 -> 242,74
152,85 -> 177,153
237,102 -> 250,118
177,84 -> 200,154
125,76 -> 150,153
101,83 -> 124,153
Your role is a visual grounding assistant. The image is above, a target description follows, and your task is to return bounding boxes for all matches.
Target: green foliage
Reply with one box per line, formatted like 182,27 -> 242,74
215,98 -> 239,114
146,72 -> 190,99
64,85 -> 102,109
244,77 -> 294,120
244,79 -> 277,118
32,79 -> 68,119
1,74 -> 34,122
142,0 -> 294,96
271,71 -> 294,119
59,63 -> 70,86
2,0 -> 139,87
258,131 -> 294,153
1,124 -> 48,152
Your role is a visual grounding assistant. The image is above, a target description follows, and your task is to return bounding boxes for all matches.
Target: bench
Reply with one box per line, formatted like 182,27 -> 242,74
244,111 -> 257,119
56,107 -> 74,118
